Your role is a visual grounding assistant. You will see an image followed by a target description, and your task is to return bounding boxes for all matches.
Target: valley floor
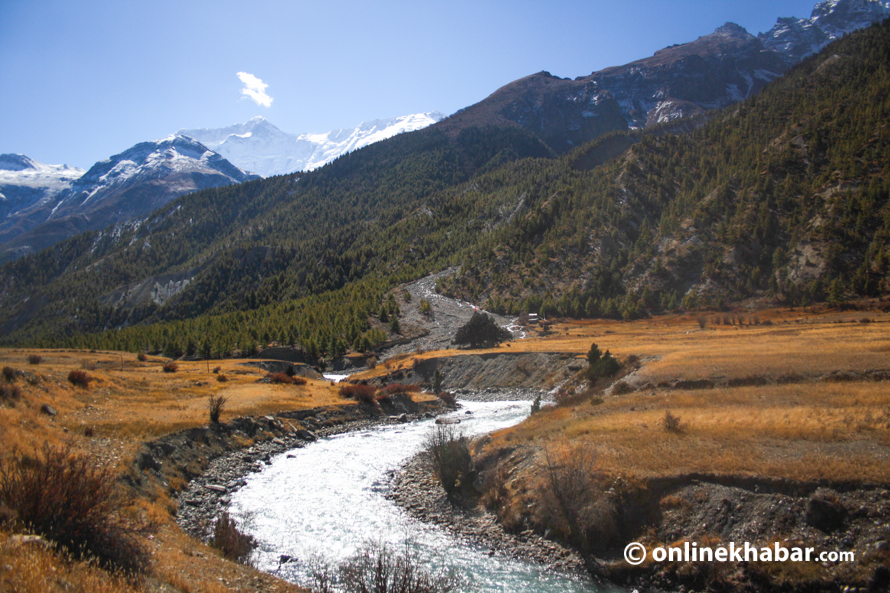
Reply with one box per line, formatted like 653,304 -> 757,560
1,301 -> 889,592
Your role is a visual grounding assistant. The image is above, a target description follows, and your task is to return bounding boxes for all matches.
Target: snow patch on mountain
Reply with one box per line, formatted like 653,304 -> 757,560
0,154 -> 84,220
760,0 -> 890,62
178,112 -> 446,178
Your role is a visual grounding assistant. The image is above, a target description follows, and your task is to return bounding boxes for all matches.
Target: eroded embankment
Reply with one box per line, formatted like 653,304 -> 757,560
125,395 -> 447,540
368,351 -> 584,391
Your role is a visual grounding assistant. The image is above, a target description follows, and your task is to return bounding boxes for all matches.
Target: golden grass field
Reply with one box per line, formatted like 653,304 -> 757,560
1,304 -> 888,592
477,306 -> 890,484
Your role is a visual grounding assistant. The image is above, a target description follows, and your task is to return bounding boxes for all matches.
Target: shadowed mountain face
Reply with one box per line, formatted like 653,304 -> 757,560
436,0 -> 890,153
437,24 -> 788,153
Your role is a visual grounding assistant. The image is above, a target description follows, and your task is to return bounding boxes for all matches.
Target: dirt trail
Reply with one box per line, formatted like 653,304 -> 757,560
383,268 -> 521,359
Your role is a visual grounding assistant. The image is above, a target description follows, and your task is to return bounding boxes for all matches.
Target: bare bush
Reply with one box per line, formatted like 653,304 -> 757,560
67,370 -> 93,388
209,394 -> 227,424
424,425 -> 474,499
27,354 -> 42,365
1,366 -> 16,382
663,410 -> 683,433
137,352 -> 147,362
537,445 -> 618,553
0,444 -> 153,576
216,373 -> 228,383
210,512 -> 255,565
379,383 -> 421,396
162,361 -> 178,373
312,541 -> 458,593
696,316 -> 708,330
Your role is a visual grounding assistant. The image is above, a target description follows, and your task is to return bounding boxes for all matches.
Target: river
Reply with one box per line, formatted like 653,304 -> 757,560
229,399 -> 621,592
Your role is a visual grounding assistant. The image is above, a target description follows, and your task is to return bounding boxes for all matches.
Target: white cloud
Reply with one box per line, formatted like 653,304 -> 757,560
237,72 -> 273,108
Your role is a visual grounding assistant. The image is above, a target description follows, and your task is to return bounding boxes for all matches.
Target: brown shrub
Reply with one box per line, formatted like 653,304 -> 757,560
424,425 -> 473,499
0,444 -> 154,576
268,372 -> 307,385
1,367 -> 16,382
663,410 -> 683,433
210,512 -> 255,565
209,394 -> 227,424
0,384 -> 23,404
67,370 -> 93,388
27,355 -> 42,365
378,383 -> 421,396
136,352 -> 147,362
216,374 -> 229,383
314,541 -> 458,593
161,361 -> 178,373
537,445 -> 619,553
339,384 -> 377,403
436,391 -> 456,406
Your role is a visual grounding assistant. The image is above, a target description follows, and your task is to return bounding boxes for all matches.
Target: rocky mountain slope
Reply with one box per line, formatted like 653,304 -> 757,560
760,0 -> 890,62
0,155 -> 83,222
177,112 -> 445,177
436,0 -> 890,153
0,137 -> 257,260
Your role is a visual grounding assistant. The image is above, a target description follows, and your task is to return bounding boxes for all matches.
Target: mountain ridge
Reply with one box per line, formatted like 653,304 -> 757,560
0,136 -> 258,260
434,0 -> 890,152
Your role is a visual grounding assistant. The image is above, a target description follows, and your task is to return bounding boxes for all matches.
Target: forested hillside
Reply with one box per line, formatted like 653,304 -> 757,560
1,21 -> 888,359
439,19 -> 890,316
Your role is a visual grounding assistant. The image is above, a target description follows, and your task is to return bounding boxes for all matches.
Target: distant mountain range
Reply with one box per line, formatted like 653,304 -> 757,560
177,112 -> 445,178
0,137 -> 258,260
0,155 -> 84,222
0,113 -> 444,259
1,0 -> 887,263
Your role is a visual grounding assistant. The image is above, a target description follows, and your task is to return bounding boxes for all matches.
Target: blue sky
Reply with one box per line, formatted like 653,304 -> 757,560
0,0 -> 819,169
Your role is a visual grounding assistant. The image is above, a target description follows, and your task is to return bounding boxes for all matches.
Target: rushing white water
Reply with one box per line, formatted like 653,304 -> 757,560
229,400 -> 619,592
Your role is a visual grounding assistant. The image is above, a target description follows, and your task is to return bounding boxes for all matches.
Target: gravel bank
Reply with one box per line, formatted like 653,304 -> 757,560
386,453 -> 591,578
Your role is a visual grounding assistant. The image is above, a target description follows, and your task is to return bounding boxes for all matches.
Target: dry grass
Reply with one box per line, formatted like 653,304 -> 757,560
357,308 -> 890,485
352,306 -> 890,383
0,347 -> 343,592
0,349 -> 355,468
0,530 -> 142,593
487,376 -> 890,484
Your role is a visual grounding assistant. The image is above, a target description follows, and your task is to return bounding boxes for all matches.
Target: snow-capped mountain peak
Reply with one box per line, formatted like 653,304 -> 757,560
177,111 -> 446,178
0,138 -> 257,259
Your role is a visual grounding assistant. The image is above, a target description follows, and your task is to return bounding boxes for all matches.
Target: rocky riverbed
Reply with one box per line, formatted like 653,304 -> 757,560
173,403 -> 443,540
386,452 -> 593,579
